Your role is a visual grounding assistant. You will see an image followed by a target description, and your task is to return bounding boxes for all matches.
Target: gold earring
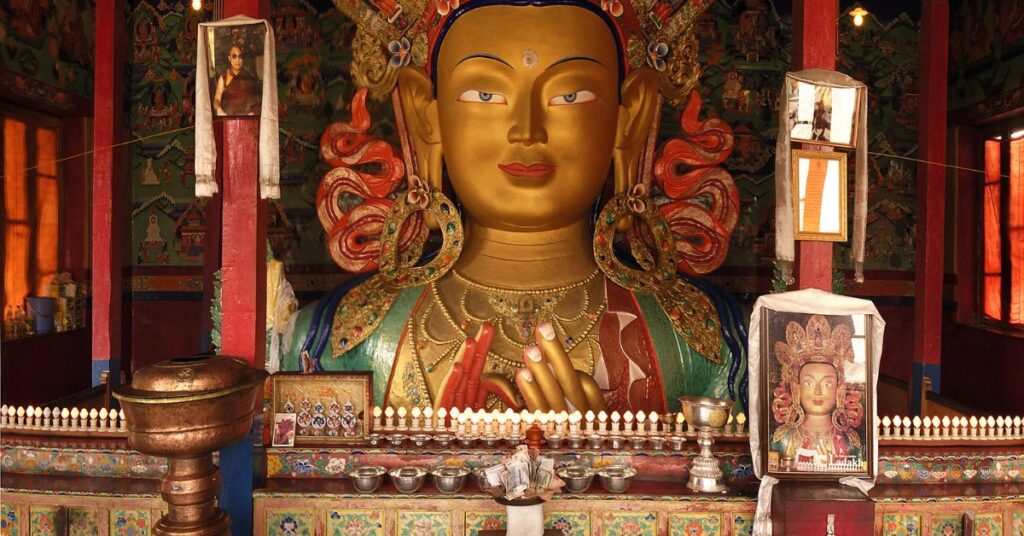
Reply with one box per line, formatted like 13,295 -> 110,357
593,183 -> 677,292
378,176 -> 463,287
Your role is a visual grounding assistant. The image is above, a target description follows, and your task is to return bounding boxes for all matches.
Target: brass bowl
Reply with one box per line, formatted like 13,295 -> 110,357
678,396 -> 734,432
348,466 -> 386,493
431,466 -> 470,493
114,355 -> 267,456
389,467 -> 427,493
557,465 -> 595,493
597,465 -> 637,493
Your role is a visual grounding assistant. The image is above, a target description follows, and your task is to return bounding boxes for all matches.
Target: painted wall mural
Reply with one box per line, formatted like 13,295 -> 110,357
948,0 -> 1024,122
127,0 -> 920,277
0,0 -> 95,108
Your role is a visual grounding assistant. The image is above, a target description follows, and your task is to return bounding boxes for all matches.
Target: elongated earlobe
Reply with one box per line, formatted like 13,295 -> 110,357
612,68 -> 660,198
396,67 -> 443,191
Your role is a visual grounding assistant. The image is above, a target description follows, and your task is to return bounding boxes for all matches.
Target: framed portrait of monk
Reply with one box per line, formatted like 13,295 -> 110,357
786,77 -> 861,147
791,150 -> 847,242
205,23 -> 265,116
760,309 -> 874,480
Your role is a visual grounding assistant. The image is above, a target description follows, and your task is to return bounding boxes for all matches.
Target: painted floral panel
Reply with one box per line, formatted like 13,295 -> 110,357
973,513 -> 1002,536
669,513 -> 721,536
930,513 -> 963,536
601,511 -> 657,535
1011,511 -> 1022,536
465,512 -> 506,535
266,509 -> 313,536
883,514 -> 921,536
29,507 -> 59,536
545,511 -> 590,536
327,509 -> 383,536
1,503 -> 19,536
732,513 -> 754,536
68,509 -> 99,536
396,511 -> 451,536
110,509 -> 151,536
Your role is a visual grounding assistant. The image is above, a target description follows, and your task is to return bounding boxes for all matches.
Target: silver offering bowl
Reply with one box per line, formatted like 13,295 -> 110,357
587,434 -> 604,449
348,466 -> 386,493
431,466 -> 470,493
367,433 -> 384,446
389,467 -> 428,493
457,435 -> 478,448
679,396 -> 734,493
596,465 -> 636,493
433,433 -> 455,447
411,433 -> 432,447
556,465 -> 595,493
387,433 -> 408,447
480,435 -> 501,448
566,434 -> 585,449
474,466 -> 505,498
505,435 -> 523,447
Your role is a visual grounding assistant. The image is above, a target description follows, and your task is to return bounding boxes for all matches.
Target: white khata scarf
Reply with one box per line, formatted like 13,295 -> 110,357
194,15 -> 280,199
775,69 -> 868,283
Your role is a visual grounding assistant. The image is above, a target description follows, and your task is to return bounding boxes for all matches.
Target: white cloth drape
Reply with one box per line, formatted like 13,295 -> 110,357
747,289 -> 885,536
775,69 -> 869,283
195,15 -> 280,199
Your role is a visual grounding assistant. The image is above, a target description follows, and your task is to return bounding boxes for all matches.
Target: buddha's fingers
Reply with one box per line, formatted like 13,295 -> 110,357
465,324 -> 494,407
535,321 -> 588,411
523,344 -> 568,412
478,373 -> 519,410
452,339 -> 476,409
439,362 -> 466,410
516,368 -> 550,412
576,371 -> 606,412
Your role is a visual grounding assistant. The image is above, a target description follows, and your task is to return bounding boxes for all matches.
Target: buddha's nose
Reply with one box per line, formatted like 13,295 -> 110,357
507,98 -> 548,146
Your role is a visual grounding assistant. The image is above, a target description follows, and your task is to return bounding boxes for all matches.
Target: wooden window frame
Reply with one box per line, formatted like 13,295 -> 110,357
979,121 -> 1024,332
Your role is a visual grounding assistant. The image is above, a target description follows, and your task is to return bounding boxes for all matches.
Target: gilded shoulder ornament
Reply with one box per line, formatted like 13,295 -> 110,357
330,275 -> 404,357
654,278 -> 723,364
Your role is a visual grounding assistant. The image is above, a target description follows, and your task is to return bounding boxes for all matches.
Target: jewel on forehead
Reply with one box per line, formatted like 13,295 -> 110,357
523,48 -> 538,69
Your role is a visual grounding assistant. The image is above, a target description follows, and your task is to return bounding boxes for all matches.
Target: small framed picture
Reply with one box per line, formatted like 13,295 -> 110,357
205,23 -> 266,116
791,150 -> 848,242
760,310 -> 874,480
269,372 -> 372,445
272,413 -> 297,447
786,77 -> 861,147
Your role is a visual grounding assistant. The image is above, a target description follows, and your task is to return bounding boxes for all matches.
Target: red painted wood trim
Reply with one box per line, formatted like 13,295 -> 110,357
954,126 -> 979,324
913,0 -> 949,366
792,0 -> 838,291
218,119 -> 267,368
60,118 -> 90,284
91,0 -> 127,374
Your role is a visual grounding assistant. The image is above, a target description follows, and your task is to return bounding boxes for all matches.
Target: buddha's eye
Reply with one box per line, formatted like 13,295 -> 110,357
458,90 -> 507,104
549,90 -> 596,106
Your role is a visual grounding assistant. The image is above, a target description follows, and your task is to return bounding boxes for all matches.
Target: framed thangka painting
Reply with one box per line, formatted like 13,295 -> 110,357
205,23 -> 266,116
786,76 -> 862,147
270,372 -> 372,445
760,310 -> 874,480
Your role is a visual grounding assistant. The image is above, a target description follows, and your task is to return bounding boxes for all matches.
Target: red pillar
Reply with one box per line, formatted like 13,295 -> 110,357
91,0 -> 127,386
792,0 -> 838,291
911,0 -> 949,414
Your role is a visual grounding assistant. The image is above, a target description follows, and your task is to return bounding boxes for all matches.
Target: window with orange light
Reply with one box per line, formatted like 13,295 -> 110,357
2,111 -> 61,330
981,127 -> 1024,330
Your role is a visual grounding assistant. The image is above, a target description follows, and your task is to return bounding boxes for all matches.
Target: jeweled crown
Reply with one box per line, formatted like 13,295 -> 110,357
774,315 -> 854,383
333,0 -> 712,103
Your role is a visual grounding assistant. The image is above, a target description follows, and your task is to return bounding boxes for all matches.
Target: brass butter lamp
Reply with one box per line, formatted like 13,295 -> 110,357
679,396 -> 734,493
114,355 -> 267,536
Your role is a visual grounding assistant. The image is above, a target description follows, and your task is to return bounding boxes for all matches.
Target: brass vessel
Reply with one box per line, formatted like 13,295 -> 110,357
114,355 -> 268,536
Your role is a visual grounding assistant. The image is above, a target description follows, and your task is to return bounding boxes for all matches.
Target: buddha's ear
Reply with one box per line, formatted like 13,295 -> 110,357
396,67 -> 443,191
612,68 -> 660,197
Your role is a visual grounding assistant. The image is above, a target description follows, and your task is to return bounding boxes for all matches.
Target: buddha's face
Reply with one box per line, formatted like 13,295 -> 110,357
434,5 -> 621,231
798,362 -> 838,416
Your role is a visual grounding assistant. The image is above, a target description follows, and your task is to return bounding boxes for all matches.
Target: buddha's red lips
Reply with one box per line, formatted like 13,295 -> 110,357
498,163 -> 555,178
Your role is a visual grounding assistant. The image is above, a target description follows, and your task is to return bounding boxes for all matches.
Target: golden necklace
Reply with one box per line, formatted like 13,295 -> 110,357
411,269 -> 607,387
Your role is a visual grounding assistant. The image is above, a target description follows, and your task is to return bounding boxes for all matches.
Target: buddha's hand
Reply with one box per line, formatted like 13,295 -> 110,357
515,321 -> 606,413
437,323 -> 520,410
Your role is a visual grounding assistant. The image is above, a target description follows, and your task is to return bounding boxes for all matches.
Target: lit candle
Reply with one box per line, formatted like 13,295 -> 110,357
546,410 -> 557,435
1014,416 -> 1022,438
922,416 -> 932,438
520,410 -> 531,435
585,410 -> 595,434
736,412 -> 747,434
636,411 -> 647,436
483,410 -> 495,436
510,412 -> 522,436
911,415 -> 921,438
610,411 -> 621,435
384,406 -> 395,431
60,408 -> 70,429
569,411 -> 582,436
496,412 -> 508,438
504,409 -> 515,436
396,406 -> 408,431
941,415 -> 951,438
449,407 -> 460,433
437,407 -> 447,432
0,405 -> 7,426
622,411 -> 633,436
675,412 -> 685,434
555,412 -> 568,436
649,412 -> 660,435
996,416 -> 1005,437
118,409 -> 126,430
26,406 -> 35,427
98,408 -> 108,430
423,406 -> 434,431
108,408 -> 118,430
987,416 -> 996,437
372,406 -> 383,431
969,416 -> 979,437
89,408 -> 99,429
17,406 -> 26,427
726,413 -> 735,435
881,416 -> 892,438
597,410 -> 608,434
468,409 -> 481,436
411,407 -> 422,431
458,410 -> 470,436
538,412 -> 550,436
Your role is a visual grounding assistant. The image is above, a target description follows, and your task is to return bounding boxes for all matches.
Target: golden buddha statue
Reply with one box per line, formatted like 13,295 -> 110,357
282,0 -> 745,415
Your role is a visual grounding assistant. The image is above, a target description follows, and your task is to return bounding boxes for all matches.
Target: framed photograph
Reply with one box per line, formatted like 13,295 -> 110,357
269,372 -> 372,445
205,23 -> 266,116
791,150 -> 848,242
786,77 -> 861,147
760,310 -> 874,480
272,413 -> 297,447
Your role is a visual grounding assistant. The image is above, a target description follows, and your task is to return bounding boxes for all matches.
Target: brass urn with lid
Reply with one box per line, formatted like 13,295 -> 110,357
114,355 -> 267,536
